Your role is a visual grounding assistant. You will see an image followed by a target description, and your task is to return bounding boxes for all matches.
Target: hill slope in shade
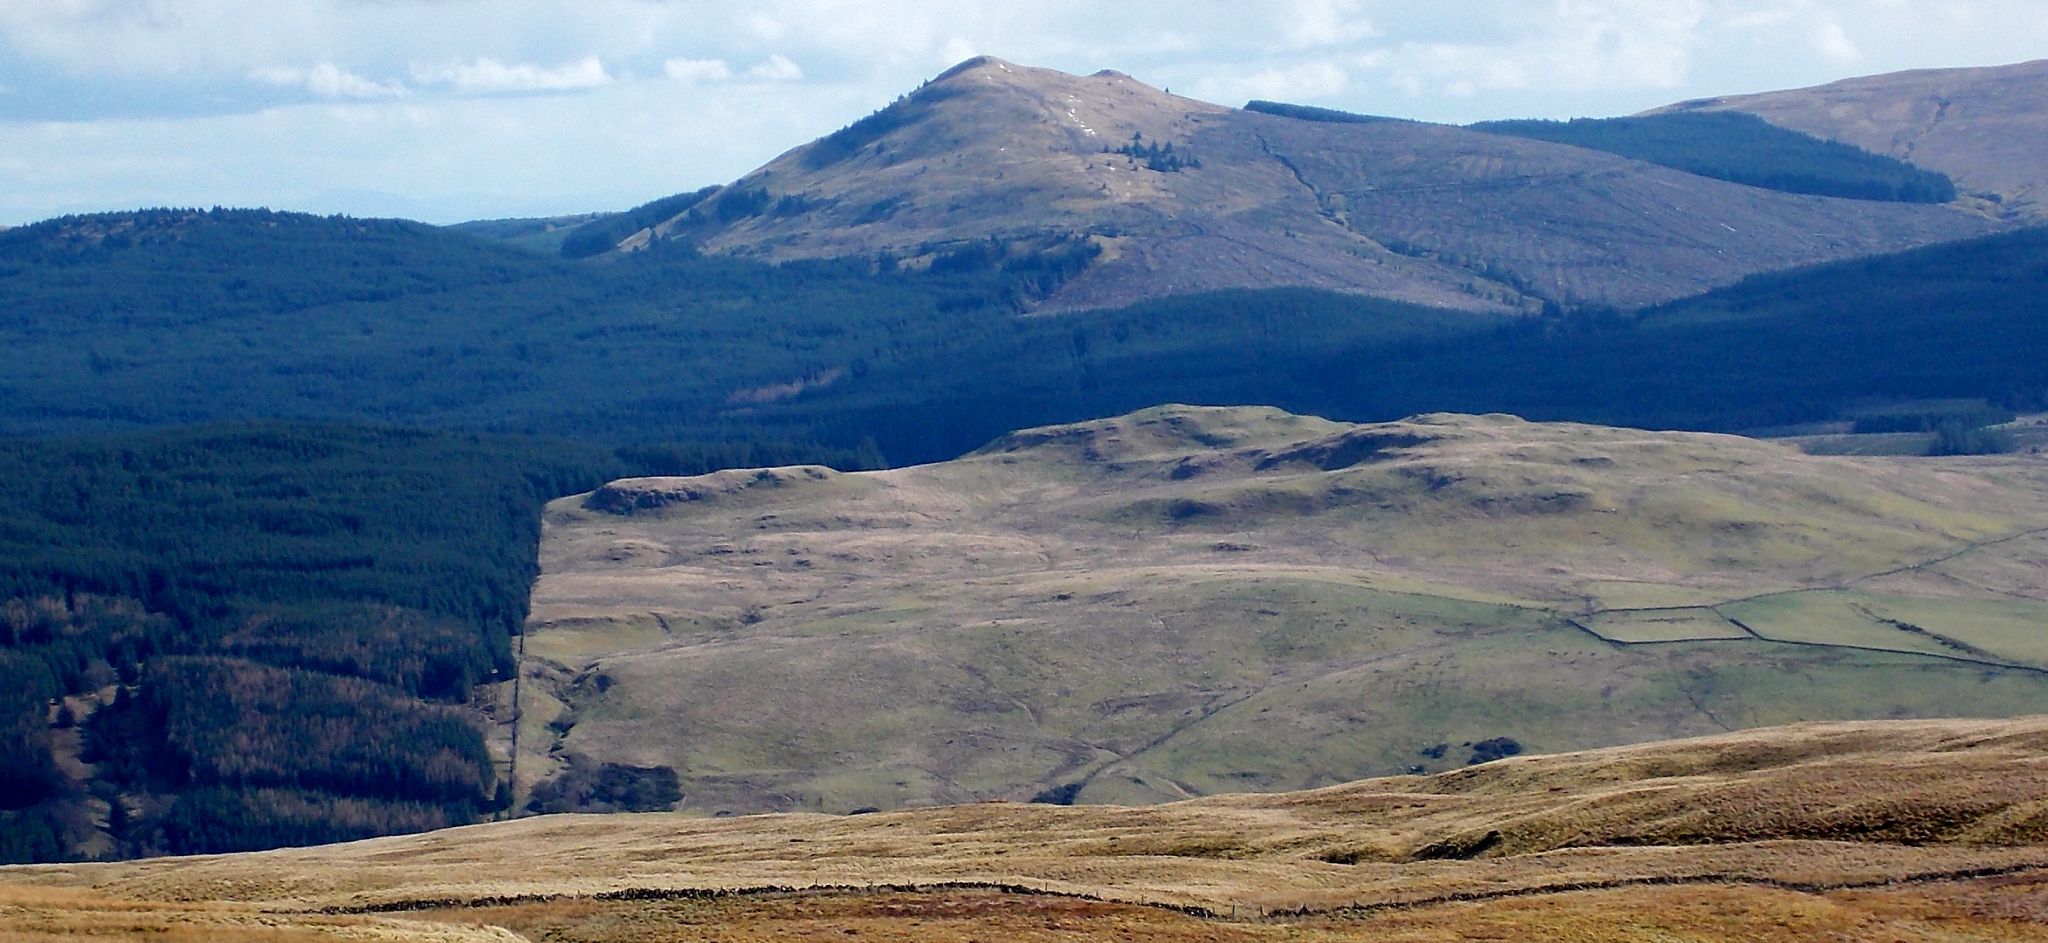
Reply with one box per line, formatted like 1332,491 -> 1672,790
520,406 -> 2048,816
6,715 -> 2048,940
4,208 -> 2045,462
604,57 -> 1995,312
1654,58 -> 2048,218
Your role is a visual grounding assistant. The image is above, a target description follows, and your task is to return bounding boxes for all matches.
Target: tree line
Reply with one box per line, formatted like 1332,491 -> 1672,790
0,422 -> 875,861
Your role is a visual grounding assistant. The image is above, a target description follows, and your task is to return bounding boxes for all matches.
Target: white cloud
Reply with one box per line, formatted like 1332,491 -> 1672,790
0,75 -> 877,224
938,36 -> 980,66
1813,19 -> 1862,63
1198,58 -> 1353,104
1349,0 -> 1705,110
0,1 -> 103,29
412,56 -> 613,94
1278,0 -> 1378,50
8,1 -> 2048,223
744,53 -> 804,82
663,57 -> 733,83
746,13 -> 789,42
253,62 -> 407,99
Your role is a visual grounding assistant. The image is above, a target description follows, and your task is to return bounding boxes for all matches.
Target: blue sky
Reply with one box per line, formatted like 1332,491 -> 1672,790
2,0 -> 2044,225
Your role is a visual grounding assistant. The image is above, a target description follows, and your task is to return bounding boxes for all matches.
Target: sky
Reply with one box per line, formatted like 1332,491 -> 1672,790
2,1 -> 2044,226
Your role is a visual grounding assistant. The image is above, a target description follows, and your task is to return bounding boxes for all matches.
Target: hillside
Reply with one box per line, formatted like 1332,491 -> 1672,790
1469,111 -> 1958,202
0,423 -> 885,864
1653,58 -> 2048,218
4,208 -> 2043,464
588,56 -> 1996,313
446,212 -> 608,254
5,715 -> 2046,940
0,207 -> 1049,443
768,224 -> 2048,461
518,406 -> 2048,816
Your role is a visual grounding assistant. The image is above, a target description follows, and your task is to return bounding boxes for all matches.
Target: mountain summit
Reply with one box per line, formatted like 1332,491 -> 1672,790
602,57 -> 1997,312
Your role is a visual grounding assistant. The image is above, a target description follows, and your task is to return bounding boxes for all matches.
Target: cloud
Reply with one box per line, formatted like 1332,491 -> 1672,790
1209,59 -> 1354,103
10,0 -> 2048,224
938,37 -> 980,65
412,56 -> 613,94
1813,19 -> 1862,63
0,75 -> 878,225
746,13 -> 789,42
663,57 -> 733,83
744,53 -> 803,82
1278,0 -> 1378,50
252,62 -> 407,99
1361,0 -> 1706,104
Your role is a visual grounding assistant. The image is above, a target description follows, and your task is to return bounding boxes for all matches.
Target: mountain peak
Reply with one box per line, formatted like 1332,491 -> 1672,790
929,54 -> 1019,82
601,58 -> 1999,314
920,55 -> 1166,101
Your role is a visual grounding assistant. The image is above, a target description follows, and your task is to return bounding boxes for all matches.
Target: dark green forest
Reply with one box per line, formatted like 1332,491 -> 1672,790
1240,100 -> 1952,202
11,208 -> 2037,463
556,188 -> 715,259
2,205 -> 2045,862
724,227 -> 2048,462
1469,111 -> 1957,203
0,423 -> 871,861
0,208 -> 1023,442
1243,100 -> 1406,124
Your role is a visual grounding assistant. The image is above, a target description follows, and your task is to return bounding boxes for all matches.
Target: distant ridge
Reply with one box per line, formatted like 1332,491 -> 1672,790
574,56 -> 1998,313
1243,99 -> 1405,124
1652,58 -> 2048,218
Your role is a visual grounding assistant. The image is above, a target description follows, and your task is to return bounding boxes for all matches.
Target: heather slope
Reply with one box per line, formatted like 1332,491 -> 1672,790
6,715 -> 2048,941
604,57 -> 1995,312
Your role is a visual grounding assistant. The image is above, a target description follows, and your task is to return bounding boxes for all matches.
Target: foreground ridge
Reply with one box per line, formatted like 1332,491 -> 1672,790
6,713 -> 2048,942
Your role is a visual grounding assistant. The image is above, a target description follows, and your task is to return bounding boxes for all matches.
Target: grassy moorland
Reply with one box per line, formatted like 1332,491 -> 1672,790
519,406 -> 2048,815
3,715 -> 2045,940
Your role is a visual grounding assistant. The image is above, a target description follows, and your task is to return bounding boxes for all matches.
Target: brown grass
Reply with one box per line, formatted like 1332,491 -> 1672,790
401,878 -> 2048,943
6,716 -> 2048,939
0,884 -> 519,942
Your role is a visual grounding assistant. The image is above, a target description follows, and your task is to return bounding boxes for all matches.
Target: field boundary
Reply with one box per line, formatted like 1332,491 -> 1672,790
1278,858 -> 2048,919
302,856 -> 2048,924
311,880 -> 1226,920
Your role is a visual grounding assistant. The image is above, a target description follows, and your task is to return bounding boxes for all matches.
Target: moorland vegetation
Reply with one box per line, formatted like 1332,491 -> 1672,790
1,62 -> 2045,864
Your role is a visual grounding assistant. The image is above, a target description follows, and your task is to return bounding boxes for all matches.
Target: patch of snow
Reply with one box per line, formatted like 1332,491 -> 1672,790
1064,96 -> 1099,137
